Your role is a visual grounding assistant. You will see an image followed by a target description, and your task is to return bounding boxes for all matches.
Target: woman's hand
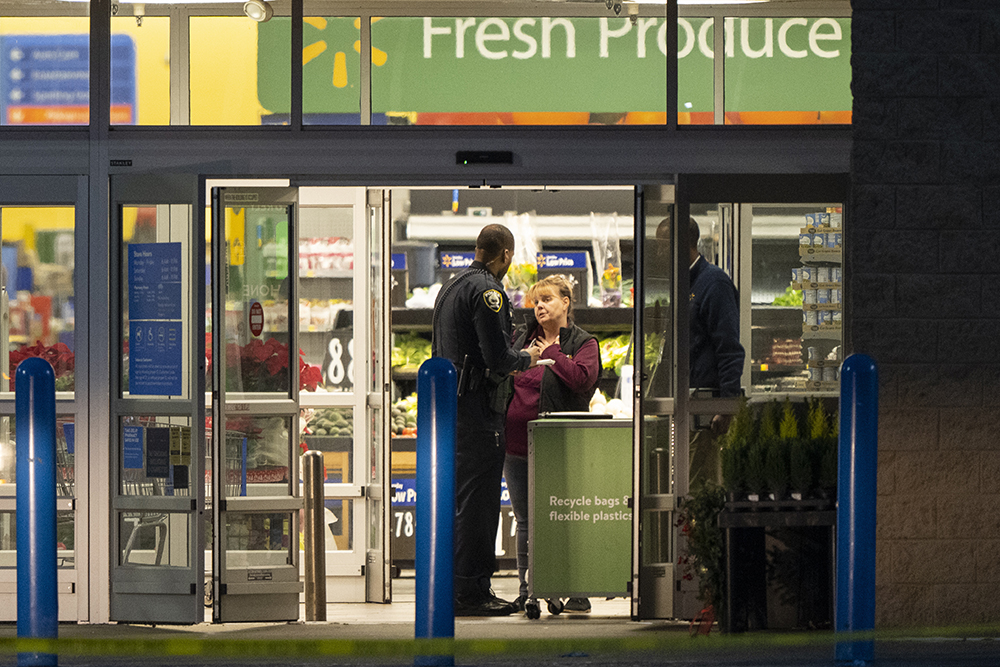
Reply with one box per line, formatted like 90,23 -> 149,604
533,335 -> 559,353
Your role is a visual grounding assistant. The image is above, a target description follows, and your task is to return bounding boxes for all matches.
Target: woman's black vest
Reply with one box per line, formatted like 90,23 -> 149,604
513,314 -> 601,415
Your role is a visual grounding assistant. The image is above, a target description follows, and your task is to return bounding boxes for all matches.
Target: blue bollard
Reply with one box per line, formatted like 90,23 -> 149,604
16,357 -> 58,667
835,354 -> 878,665
414,357 -> 457,667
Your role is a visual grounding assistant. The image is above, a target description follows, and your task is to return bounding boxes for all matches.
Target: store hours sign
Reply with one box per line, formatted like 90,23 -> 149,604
128,243 -> 183,395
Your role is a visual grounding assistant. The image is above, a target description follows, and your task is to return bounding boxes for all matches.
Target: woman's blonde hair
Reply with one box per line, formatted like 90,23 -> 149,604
527,275 -> 575,321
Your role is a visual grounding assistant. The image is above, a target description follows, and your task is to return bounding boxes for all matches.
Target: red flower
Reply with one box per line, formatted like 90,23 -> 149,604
205,337 -> 322,392
9,341 -> 75,391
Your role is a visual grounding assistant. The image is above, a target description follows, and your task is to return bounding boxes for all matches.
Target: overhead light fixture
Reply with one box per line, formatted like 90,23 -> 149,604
243,0 -> 273,22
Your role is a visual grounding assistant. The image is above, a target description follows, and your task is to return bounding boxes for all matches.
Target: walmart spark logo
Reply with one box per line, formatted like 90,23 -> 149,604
304,17 -> 387,89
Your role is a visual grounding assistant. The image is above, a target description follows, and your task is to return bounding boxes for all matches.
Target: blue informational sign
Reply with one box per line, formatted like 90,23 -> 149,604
390,478 -> 511,508
62,423 -> 75,455
390,253 -> 407,270
123,426 -> 144,470
537,252 -> 588,269
391,478 -> 416,507
439,251 -> 475,269
128,243 -> 182,321
129,320 -> 183,395
128,242 -> 183,395
0,34 -> 136,125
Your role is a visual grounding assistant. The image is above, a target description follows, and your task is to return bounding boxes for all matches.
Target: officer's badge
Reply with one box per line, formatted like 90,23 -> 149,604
483,289 -> 503,313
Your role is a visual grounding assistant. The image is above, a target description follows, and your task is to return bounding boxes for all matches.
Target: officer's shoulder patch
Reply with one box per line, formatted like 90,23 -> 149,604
482,289 -> 503,313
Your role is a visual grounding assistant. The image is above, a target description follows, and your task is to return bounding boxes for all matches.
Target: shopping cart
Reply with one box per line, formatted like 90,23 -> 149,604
121,468 -> 169,566
120,419 -> 192,566
204,430 -> 251,506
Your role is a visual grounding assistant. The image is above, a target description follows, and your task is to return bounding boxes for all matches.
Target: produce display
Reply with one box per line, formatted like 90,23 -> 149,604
771,285 -> 804,307
391,333 -> 432,370
599,334 -> 632,375
306,407 -> 354,437
391,393 -> 418,437
588,389 -> 632,418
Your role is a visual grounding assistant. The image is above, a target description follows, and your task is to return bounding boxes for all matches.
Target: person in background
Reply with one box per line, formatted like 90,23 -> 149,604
504,275 -> 602,614
432,223 -> 541,616
687,218 -> 745,484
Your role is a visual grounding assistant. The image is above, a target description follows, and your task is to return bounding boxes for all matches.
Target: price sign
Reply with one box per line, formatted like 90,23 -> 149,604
323,332 -> 354,389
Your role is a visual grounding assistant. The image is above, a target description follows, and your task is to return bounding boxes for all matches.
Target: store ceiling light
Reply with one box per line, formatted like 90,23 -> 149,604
243,0 -> 273,21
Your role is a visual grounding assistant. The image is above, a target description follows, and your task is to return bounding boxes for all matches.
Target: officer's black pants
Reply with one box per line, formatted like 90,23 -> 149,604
454,391 -> 505,601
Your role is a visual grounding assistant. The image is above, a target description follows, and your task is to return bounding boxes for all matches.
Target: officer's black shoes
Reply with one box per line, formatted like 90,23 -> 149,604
563,597 -> 592,613
454,592 -> 518,616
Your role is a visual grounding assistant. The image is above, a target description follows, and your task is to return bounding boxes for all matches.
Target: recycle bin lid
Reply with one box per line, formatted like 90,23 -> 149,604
538,411 -> 612,419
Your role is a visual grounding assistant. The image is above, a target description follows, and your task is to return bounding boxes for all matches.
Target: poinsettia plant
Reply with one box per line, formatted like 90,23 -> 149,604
9,341 -> 75,391
205,334 -> 322,392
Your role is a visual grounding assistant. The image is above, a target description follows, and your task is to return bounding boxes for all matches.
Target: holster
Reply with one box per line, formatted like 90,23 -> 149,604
457,358 -> 511,415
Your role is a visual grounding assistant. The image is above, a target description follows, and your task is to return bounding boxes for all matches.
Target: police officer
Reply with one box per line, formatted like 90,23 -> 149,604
432,223 -> 541,616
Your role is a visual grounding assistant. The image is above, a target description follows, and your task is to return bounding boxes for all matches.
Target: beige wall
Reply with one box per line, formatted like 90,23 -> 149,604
851,5 -> 1000,627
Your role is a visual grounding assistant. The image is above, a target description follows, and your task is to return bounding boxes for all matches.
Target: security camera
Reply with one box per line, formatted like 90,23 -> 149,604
627,2 -> 638,25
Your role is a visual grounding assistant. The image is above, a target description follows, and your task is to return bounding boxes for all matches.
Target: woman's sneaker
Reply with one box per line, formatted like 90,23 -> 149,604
563,597 -> 591,613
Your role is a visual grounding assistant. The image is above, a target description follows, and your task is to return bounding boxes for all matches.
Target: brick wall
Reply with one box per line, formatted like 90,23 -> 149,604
850,0 -> 1000,627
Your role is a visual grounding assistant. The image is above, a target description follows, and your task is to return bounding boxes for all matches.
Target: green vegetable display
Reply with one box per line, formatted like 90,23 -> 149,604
772,285 -> 804,306
307,407 -> 353,437
391,393 -> 418,436
598,333 -> 632,376
392,333 -> 432,370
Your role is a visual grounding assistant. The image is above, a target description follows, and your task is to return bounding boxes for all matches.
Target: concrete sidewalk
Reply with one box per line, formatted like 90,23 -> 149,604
0,575 -> 998,666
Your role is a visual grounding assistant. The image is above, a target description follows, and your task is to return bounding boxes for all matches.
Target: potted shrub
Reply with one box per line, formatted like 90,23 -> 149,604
744,401 -> 776,502
721,397 -> 753,502
816,408 -> 838,501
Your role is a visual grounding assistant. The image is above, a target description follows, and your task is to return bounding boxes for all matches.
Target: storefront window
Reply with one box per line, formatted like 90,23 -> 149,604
369,17 -> 668,126
118,415 -> 193,567
297,200 -> 354,391
190,15 -> 290,125
111,15 -> 168,125
723,17 -> 851,125
749,204 -> 843,394
120,205 -> 192,400
0,13 -> 90,126
298,16 -> 363,125
1,206 -> 76,392
677,17 -> 714,126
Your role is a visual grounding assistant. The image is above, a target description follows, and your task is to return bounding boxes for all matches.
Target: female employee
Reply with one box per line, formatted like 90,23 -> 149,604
504,275 -> 602,613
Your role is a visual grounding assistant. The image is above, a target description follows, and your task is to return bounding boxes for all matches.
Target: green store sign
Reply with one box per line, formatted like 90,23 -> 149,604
258,16 -> 851,117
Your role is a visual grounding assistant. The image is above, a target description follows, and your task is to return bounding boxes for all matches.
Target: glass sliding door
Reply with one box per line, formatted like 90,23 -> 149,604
210,186 -> 302,622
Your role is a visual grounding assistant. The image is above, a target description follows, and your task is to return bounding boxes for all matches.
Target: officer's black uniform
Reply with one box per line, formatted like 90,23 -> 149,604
432,260 -> 532,606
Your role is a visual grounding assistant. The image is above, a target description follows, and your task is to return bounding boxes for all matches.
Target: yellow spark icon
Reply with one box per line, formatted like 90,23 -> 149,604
303,17 -> 387,90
